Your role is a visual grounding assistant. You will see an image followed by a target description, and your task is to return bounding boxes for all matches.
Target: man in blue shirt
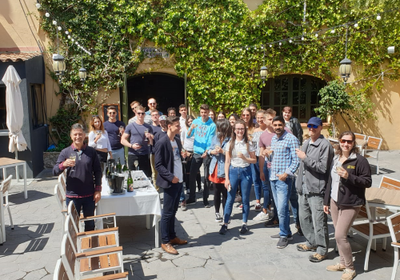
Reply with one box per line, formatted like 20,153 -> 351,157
103,106 -> 125,165
269,116 -> 300,249
186,104 -> 216,206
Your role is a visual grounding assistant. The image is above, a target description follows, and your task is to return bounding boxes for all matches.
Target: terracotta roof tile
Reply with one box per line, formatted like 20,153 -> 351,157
0,52 -> 42,62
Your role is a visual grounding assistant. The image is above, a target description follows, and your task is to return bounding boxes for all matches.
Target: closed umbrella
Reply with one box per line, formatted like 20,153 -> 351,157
1,65 -> 27,156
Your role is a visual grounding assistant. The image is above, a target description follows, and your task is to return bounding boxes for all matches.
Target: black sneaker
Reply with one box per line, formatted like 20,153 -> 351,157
265,219 -> 279,227
239,224 -> 249,234
271,233 -> 293,240
277,237 -> 289,249
219,224 -> 228,235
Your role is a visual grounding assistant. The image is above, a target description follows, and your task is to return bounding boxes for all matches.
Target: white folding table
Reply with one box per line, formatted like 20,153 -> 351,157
0,157 -> 27,199
96,171 -> 161,247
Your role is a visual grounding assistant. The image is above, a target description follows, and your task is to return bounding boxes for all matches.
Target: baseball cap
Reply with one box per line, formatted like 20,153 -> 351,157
159,115 -> 167,121
307,117 -> 322,127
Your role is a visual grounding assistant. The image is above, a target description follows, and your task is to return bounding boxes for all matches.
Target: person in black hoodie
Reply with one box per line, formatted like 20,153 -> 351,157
323,131 -> 372,280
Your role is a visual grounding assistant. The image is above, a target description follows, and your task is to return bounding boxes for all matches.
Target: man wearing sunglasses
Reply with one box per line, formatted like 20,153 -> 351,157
104,106 -> 126,165
146,98 -> 163,116
295,117 -> 334,263
129,100 -> 152,125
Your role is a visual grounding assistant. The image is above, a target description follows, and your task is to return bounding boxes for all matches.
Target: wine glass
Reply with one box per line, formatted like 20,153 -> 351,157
144,129 -> 149,142
69,153 -> 76,172
182,148 -> 187,164
134,160 -> 139,171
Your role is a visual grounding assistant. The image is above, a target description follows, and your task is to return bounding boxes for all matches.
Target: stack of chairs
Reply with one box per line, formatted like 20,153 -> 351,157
54,173 -> 128,280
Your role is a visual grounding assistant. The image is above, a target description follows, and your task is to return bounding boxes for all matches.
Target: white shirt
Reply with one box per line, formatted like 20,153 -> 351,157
171,140 -> 183,183
181,126 -> 194,152
88,130 -> 112,151
225,138 -> 255,168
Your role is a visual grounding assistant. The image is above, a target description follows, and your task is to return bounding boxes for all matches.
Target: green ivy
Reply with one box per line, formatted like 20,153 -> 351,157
39,0 -> 400,121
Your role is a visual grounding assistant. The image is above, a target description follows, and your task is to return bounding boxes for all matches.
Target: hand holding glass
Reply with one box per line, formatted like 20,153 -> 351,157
144,129 -> 149,142
69,154 -> 76,171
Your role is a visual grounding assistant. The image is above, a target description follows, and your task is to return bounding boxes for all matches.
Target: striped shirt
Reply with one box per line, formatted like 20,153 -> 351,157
270,131 -> 300,181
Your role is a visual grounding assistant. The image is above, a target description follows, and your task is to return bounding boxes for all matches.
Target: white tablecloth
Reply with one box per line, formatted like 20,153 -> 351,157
97,171 -> 161,247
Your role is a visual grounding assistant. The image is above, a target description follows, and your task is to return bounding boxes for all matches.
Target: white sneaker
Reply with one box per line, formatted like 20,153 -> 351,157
253,211 -> 270,221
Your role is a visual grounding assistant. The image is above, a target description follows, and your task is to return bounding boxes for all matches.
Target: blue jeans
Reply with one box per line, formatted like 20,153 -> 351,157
66,196 -> 96,231
289,178 -> 299,226
224,165 -> 252,224
251,158 -> 262,201
161,183 -> 183,244
261,165 -> 274,213
110,148 -> 125,165
270,177 -> 293,237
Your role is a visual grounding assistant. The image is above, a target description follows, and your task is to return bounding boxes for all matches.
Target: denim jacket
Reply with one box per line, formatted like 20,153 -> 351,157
208,136 -> 230,178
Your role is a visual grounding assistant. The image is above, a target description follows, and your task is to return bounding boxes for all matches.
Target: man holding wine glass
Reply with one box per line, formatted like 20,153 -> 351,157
53,123 -> 102,231
121,105 -> 154,178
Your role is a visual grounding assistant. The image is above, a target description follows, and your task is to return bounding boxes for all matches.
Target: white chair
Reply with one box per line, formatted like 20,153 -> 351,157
350,200 -> 391,271
364,136 -> 383,174
354,133 -> 367,156
67,201 -> 117,233
0,175 -> 14,244
60,234 -> 125,279
54,258 -> 128,280
387,212 -> 400,280
54,184 -> 67,234
58,172 -> 67,194
64,214 -> 119,254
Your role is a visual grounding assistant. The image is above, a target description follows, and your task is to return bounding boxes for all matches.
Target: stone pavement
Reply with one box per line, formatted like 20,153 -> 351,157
0,150 -> 399,280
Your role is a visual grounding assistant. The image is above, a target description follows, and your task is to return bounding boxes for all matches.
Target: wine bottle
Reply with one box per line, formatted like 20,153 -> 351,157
122,163 -> 128,172
127,171 -> 133,192
116,157 -> 122,173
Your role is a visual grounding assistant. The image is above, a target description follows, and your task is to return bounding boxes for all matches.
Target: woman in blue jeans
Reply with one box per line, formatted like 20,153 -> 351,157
219,119 -> 256,235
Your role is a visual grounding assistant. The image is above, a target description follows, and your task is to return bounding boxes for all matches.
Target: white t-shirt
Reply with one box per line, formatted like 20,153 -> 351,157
225,139 -> 256,168
170,140 -> 183,183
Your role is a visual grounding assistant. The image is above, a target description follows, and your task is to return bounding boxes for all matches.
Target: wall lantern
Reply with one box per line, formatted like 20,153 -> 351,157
260,66 -> 268,80
79,67 -> 87,82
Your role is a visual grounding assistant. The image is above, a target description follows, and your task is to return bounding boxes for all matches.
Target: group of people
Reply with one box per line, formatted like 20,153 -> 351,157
52,97 -> 372,280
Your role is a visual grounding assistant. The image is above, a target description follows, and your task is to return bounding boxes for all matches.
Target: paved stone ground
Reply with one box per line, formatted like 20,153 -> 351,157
0,150 -> 399,280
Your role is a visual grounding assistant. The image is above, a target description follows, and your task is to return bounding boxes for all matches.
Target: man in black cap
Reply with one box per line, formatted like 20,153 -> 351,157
295,117 -> 334,263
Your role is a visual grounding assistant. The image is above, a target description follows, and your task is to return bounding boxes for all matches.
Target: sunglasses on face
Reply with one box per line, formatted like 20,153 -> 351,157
149,103 -> 156,105
340,139 -> 354,144
307,124 -> 318,129
137,112 -> 145,115
108,112 -> 116,115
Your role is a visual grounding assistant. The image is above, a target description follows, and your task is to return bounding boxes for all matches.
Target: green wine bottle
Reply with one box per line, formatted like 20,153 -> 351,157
127,171 -> 133,192
116,157 -> 122,173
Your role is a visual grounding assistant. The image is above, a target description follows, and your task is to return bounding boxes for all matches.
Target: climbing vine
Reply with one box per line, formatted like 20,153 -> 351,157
39,0 -> 400,121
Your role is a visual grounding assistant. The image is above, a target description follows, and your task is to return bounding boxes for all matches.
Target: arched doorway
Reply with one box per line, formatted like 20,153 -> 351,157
261,75 -> 326,123
127,73 -> 184,119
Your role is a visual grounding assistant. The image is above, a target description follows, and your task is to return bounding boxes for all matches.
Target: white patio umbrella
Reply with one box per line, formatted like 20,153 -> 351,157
1,65 -> 27,157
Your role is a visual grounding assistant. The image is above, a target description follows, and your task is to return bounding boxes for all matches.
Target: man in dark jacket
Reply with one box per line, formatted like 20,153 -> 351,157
53,123 -> 102,231
155,116 -> 188,255
295,117 -> 334,263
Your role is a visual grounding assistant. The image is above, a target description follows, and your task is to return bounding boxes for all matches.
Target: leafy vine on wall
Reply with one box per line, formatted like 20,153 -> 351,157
39,0 -> 400,120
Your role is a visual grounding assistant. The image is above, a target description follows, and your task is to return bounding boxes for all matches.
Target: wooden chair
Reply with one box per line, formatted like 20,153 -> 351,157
350,200 -> 391,271
67,201 -> 117,233
60,234 -> 126,279
65,214 -> 119,254
387,212 -> 400,280
376,176 -> 400,218
54,258 -> 128,280
364,136 -> 383,174
354,133 -> 367,156
0,175 -> 14,244
54,184 -> 68,233
58,173 -> 67,195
